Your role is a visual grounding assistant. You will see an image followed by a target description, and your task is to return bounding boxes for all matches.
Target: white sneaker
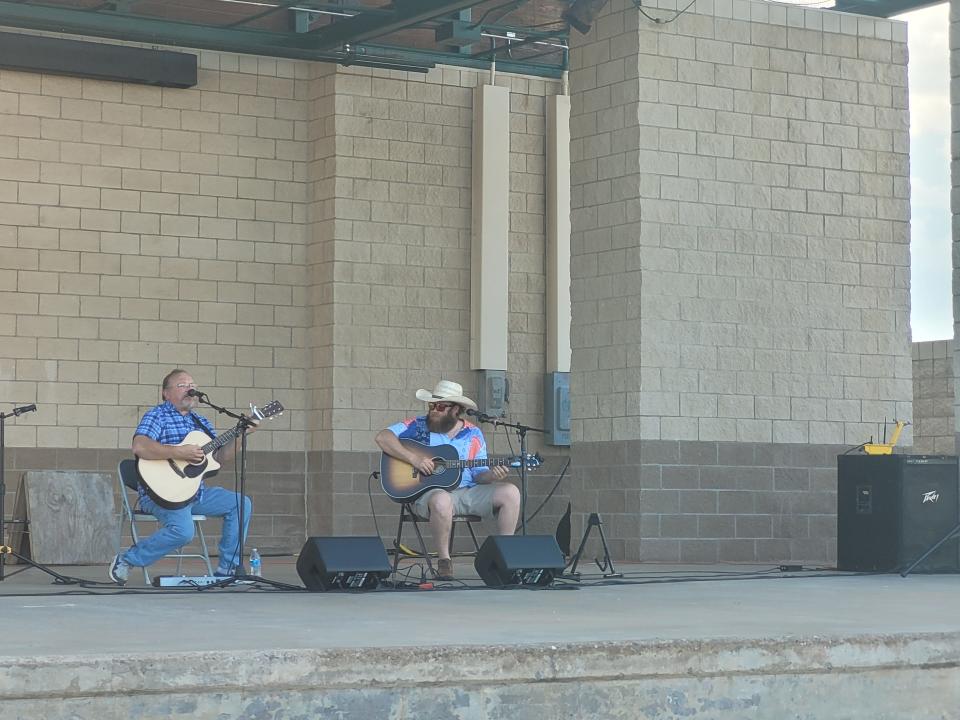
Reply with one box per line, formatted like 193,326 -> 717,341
108,553 -> 130,586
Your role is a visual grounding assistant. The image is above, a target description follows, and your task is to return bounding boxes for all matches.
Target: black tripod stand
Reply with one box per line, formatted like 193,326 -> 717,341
468,411 -> 542,534
900,521 -> 960,577
191,394 -> 298,591
564,512 -> 622,579
0,403 -> 77,585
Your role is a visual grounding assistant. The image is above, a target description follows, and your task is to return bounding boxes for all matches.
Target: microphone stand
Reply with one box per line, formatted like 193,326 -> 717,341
191,393 -> 299,591
0,404 -> 76,584
470,411 -> 543,535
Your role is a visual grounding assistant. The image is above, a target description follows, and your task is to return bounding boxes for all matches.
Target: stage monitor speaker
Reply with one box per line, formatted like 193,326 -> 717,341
837,455 -> 959,572
296,536 -> 391,591
474,535 -> 566,587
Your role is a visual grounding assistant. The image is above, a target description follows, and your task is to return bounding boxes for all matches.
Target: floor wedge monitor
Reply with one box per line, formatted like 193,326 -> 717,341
297,536 -> 392,591
474,534 -> 566,587
837,455 -> 959,572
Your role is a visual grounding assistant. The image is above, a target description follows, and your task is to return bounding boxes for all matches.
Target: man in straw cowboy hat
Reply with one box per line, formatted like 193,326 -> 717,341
376,380 -> 520,580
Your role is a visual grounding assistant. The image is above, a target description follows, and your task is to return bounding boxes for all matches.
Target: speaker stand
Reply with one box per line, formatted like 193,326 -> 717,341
564,512 -> 622,579
900,521 -> 960,578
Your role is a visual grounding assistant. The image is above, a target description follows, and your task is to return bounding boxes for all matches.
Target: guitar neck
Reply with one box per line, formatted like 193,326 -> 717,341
451,457 -> 512,470
200,424 -> 243,456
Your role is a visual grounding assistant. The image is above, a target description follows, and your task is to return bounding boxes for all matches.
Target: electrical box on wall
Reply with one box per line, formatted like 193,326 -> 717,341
478,370 -> 508,416
544,372 -> 570,446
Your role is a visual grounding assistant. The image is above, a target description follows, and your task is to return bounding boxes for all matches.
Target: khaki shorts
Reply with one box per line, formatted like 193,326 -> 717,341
412,484 -> 500,520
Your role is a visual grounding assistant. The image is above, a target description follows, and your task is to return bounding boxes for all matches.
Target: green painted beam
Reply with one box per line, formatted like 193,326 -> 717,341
833,0 -> 943,16
0,0 -> 565,76
310,0 -> 482,51
0,1 -> 319,57
359,42 -> 563,77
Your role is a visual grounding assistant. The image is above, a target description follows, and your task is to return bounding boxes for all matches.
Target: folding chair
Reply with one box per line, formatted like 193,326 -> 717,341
393,501 -> 481,576
116,458 -> 214,584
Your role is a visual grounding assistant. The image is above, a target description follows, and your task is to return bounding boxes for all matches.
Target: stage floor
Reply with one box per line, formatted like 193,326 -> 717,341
0,555 -> 958,658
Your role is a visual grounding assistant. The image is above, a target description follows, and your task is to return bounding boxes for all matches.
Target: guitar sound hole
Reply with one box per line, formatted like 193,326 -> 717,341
433,460 -> 446,473
183,460 -> 207,479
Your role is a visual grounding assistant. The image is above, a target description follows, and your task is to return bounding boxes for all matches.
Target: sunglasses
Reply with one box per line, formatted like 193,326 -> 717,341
429,402 -> 457,412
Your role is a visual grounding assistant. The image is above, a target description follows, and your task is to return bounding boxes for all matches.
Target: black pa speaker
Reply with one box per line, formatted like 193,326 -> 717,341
296,536 -> 391,591
837,455 -> 959,572
474,535 -> 566,587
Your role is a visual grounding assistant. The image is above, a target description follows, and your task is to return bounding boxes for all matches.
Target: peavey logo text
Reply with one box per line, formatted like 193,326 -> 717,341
922,490 -> 940,504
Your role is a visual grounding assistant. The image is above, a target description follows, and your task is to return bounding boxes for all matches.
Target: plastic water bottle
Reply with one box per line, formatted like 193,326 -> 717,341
249,548 -> 261,577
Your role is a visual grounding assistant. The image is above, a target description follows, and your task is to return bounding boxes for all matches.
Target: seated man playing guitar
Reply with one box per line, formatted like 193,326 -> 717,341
375,380 -> 520,580
108,368 -> 257,585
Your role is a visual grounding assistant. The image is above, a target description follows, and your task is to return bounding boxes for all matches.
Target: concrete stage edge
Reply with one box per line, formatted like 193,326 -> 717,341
0,561 -> 958,719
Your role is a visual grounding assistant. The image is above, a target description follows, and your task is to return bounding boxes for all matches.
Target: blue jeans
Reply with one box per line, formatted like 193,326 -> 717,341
123,487 -> 252,571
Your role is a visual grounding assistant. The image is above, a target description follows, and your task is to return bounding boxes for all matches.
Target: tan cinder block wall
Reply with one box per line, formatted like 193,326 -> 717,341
0,47 -> 310,453
0,34 -> 569,550
569,0 -> 913,447
912,339 -> 955,454
566,0 -> 913,563
314,66 -> 567,538
322,67 -> 559,454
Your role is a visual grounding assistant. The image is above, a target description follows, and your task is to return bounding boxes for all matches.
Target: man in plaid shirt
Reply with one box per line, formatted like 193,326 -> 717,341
109,368 -> 256,585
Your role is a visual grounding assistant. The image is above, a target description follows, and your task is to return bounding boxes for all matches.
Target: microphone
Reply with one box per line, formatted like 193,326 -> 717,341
185,388 -> 205,398
12,404 -> 36,416
465,408 -> 497,423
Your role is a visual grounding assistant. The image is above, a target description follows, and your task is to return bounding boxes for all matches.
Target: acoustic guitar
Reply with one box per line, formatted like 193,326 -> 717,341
137,400 -> 284,509
380,438 -> 542,502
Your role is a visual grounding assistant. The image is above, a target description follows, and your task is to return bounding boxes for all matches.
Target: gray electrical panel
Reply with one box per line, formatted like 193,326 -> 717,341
544,372 -> 570,446
478,369 -> 508,416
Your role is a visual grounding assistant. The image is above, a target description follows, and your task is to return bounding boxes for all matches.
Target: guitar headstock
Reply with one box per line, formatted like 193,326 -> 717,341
250,400 -> 284,421
508,452 -> 543,470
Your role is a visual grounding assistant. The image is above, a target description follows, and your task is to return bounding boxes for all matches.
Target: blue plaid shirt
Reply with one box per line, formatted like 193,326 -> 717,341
134,402 -> 217,505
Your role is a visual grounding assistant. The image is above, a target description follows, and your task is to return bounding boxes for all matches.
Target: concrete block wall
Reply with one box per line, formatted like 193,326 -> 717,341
0,45 -> 314,553
567,0 -> 912,563
912,339 -> 955,454
316,66 -> 567,538
0,16 -> 922,563
0,49 -> 312,451
322,67 -> 559,453
0,34 -> 569,552
952,0 -> 960,453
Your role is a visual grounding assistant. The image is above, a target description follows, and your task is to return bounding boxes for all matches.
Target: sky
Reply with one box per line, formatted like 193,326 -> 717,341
897,3 -> 953,341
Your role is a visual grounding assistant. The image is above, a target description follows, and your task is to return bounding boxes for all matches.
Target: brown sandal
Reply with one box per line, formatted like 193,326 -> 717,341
435,558 -> 454,580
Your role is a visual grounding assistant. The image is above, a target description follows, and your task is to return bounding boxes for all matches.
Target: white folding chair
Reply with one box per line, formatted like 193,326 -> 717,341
116,458 -> 213,584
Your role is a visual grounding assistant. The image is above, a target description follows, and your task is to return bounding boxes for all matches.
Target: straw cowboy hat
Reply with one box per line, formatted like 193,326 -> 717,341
415,380 -> 478,411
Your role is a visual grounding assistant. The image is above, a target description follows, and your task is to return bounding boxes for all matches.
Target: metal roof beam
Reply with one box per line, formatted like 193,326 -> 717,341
0,1 -> 318,57
310,0 -> 480,51
358,41 -> 563,76
832,0 -> 943,16
226,0 -> 304,28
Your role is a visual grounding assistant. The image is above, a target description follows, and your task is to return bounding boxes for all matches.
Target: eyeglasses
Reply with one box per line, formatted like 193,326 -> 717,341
429,402 -> 456,412
175,383 -> 197,389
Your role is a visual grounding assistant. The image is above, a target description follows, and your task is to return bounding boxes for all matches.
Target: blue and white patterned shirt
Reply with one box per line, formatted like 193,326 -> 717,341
134,402 -> 217,504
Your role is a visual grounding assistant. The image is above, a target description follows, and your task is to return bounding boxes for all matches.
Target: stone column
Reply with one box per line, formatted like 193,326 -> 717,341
952,0 -> 960,452
569,0 -> 911,563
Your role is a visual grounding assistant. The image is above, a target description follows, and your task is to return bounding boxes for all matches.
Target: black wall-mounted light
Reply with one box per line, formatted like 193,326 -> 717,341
562,0 -> 611,34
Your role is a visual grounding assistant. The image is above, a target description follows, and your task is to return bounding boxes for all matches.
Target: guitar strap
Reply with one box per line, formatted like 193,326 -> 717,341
414,416 -> 430,443
189,412 -> 215,440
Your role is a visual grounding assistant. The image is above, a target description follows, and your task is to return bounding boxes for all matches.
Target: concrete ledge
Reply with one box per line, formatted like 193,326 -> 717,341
3,633 -> 960,719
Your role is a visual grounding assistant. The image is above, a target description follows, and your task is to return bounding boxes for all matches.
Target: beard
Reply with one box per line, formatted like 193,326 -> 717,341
427,413 -> 458,434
